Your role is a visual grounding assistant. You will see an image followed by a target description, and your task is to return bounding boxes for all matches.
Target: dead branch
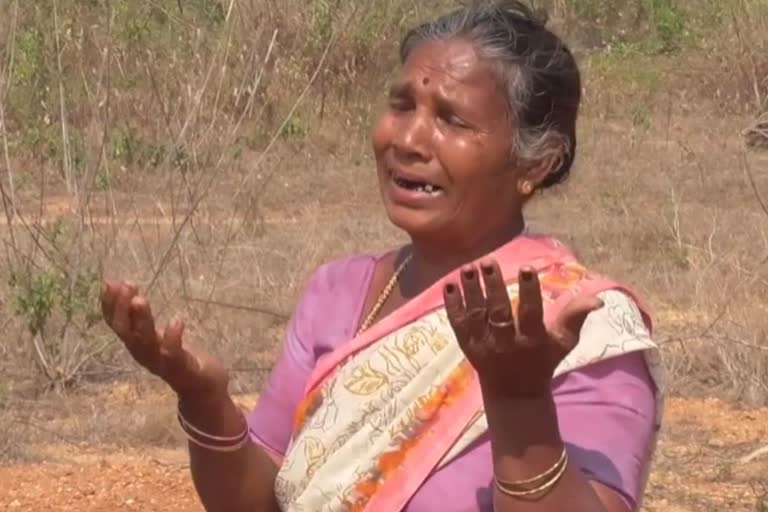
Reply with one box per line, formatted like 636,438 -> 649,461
182,295 -> 289,320
743,112 -> 768,149
739,444 -> 768,464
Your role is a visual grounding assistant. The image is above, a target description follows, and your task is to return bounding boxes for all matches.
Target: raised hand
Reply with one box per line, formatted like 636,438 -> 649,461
101,280 -> 228,399
443,260 -> 603,398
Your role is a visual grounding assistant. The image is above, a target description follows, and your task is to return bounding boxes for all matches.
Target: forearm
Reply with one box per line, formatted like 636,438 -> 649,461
482,390 -> 608,512
180,392 -> 280,512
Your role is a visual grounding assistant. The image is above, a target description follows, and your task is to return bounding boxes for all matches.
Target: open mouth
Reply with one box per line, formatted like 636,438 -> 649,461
392,173 -> 444,195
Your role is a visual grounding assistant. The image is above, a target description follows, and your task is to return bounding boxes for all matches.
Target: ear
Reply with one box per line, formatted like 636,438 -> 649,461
516,154 -> 561,196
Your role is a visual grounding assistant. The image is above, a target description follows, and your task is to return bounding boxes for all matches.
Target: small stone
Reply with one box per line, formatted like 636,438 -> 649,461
707,438 -> 726,449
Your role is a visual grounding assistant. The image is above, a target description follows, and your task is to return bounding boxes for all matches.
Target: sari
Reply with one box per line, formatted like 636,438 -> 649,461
271,234 -> 665,511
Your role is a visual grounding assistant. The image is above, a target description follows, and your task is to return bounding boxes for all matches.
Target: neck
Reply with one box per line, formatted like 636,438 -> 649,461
402,218 -> 525,297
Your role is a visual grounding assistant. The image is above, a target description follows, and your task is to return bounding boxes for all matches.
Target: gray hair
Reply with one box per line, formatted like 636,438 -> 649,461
400,1 -> 581,188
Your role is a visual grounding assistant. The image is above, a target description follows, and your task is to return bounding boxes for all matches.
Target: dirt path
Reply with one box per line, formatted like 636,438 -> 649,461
1,397 -> 766,511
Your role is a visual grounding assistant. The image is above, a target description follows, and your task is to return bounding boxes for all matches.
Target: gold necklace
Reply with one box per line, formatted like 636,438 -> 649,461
356,253 -> 413,335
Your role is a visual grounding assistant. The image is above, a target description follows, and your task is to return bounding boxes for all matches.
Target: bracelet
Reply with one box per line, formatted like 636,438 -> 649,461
494,447 -> 569,498
182,428 -> 250,452
495,446 -> 567,487
177,403 -> 250,453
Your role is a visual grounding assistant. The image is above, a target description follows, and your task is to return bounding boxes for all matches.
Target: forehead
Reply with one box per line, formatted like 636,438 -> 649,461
400,38 -> 504,100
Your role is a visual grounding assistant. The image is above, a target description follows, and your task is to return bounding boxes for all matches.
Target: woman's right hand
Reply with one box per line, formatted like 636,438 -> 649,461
101,280 -> 229,400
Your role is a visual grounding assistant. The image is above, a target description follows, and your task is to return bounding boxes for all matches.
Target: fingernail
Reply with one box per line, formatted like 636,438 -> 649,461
481,264 -> 494,276
520,268 -> 534,281
463,268 -> 476,280
445,283 -> 457,294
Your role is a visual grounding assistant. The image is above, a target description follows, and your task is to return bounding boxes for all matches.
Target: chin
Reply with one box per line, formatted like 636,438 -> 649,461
384,204 -> 444,240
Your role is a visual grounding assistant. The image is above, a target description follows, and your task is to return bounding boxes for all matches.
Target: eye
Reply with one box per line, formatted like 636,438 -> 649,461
439,109 -> 470,129
387,86 -> 414,112
388,96 -> 413,112
447,114 -> 470,128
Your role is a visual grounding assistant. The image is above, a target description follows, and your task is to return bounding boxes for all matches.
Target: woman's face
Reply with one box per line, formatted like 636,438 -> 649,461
372,38 -> 524,247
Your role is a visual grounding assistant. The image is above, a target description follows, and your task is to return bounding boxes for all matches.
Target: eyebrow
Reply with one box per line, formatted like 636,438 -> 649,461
388,78 -> 474,121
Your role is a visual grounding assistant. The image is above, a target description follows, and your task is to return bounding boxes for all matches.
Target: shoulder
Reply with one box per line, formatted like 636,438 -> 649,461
290,253 -> 380,355
301,254 -> 379,298
295,254 -> 379,320
582,289 -> 653,344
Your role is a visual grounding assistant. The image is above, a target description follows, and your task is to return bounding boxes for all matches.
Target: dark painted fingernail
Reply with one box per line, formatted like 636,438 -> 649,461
521,270 -> 534,281
463,268 -> 476,280
481,264 -> 494,276
445,283 -> 457,294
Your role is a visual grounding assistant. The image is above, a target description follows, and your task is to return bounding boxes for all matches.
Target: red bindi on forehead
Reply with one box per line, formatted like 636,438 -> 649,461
404,40 -> 497,94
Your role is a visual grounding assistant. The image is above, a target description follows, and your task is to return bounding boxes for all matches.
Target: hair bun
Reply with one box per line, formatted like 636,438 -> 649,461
532,8 -> 550,27
496,1 -> 550,28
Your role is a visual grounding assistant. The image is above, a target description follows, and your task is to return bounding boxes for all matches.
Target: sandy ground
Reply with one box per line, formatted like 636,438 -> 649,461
1,397 -> 766,511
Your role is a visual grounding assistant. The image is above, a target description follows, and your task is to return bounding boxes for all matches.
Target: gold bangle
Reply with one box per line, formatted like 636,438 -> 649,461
495,446 -> 567,488
494,450 -> 569,498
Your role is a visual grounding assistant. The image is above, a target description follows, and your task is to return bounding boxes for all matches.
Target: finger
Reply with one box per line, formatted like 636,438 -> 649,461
162,319 -> 193,382
460,265 -> 485,306
479,259 -> 514,327
101,280 -> 119,328
162,318 -> 185,354
550,295 -> 604,353
130,295 -> 157,347
443,282 -> 469,340
111,282 -> 138,338
460,266 -> 488,334
517,267 -> 546,340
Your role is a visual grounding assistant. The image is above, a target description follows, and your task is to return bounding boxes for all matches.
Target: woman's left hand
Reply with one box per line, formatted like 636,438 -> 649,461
443,260 -> 603,398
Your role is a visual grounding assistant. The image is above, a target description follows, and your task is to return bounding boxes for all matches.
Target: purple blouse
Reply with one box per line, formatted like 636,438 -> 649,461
248,255 -> 657,511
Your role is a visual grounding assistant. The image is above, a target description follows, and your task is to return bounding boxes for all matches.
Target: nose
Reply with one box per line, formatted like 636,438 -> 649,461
392,109 -> 432,163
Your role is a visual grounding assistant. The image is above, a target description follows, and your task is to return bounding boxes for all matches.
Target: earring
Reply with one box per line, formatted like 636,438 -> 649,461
519,181 -> 533,195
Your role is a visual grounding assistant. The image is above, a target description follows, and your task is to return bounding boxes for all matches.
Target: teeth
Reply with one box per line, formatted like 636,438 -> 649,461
417,184 -> 441,195
393,173 -> 441,194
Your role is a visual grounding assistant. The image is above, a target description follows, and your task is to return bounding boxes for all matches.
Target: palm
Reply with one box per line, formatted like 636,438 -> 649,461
443,261 -> 602,397
101,280 -> 228,397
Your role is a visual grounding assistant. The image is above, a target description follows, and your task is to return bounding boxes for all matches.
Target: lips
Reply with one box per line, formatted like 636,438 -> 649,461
389,169 -> 444,196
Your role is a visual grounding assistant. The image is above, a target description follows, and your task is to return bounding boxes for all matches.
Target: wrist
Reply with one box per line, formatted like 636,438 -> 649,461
177,385 -> 230,406
479,375 -> 554,403
177,389 -> 239,428
483,391 -> 561,453
176,390 -> 251,452
173,372 -> 230,406
482,390 -> 556,422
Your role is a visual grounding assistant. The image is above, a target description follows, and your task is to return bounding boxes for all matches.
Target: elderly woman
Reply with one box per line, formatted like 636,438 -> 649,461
101,2 -> 663,511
